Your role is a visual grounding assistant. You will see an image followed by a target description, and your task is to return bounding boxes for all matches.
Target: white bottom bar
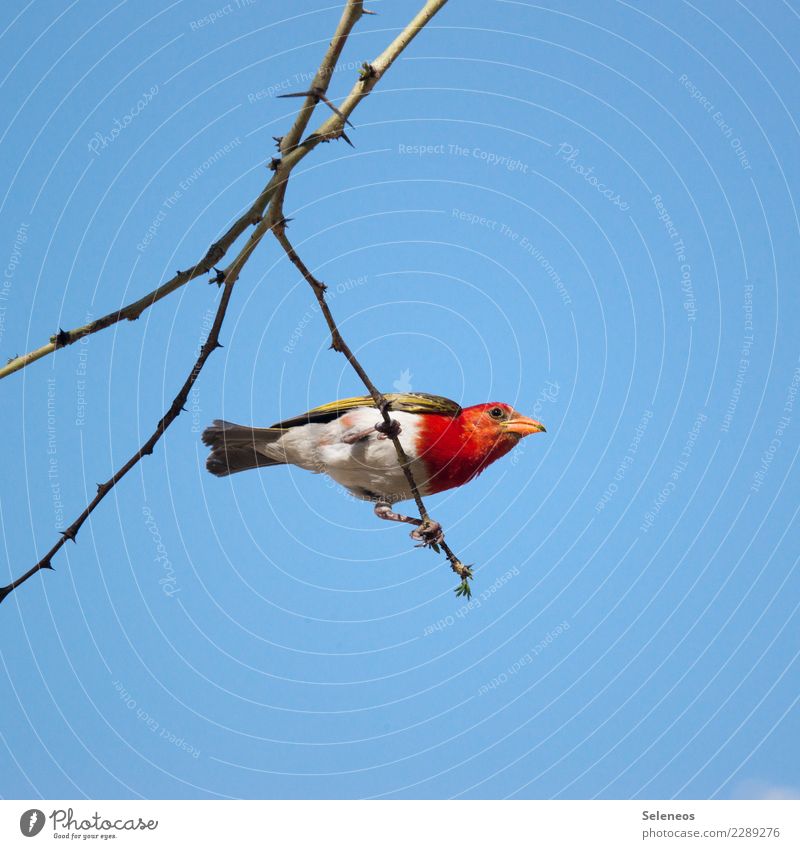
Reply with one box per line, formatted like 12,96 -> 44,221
3,800 -> 798,848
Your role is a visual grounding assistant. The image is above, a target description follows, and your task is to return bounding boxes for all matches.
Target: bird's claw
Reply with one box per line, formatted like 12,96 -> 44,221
375,418 -> 401,440
410,520 -> 443,550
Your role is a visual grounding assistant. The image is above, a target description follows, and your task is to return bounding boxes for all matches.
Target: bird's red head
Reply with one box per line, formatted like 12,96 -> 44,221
461,402 -> 547,439
416,402 -> 546,495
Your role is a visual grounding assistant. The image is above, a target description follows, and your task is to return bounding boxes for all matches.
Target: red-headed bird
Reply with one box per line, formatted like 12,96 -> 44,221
202,393 -> 545,542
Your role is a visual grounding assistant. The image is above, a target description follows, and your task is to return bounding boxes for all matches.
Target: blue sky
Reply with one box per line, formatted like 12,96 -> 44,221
1,0 -> 799,800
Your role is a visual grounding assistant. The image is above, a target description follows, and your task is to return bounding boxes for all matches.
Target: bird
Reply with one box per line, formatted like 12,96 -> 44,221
202,392 -> 546,544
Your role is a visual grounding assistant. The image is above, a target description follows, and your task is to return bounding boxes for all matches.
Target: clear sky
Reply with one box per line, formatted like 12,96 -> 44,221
1,0 -> 799,800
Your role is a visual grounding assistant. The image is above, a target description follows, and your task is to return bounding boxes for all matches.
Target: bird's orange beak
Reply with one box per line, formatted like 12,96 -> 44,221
502,416 -> 546,436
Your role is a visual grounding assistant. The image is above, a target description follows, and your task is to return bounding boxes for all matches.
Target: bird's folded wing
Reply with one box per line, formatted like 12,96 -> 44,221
270,392 -> 462,429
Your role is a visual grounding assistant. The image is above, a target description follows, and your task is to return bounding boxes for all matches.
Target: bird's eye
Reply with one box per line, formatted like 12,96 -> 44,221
489,406 -> 505,420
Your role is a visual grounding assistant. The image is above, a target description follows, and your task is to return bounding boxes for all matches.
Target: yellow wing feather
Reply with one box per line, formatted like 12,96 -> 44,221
270,392 -> 461,430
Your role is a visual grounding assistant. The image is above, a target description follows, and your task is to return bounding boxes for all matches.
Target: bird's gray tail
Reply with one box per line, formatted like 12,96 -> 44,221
201,420 -> 284,477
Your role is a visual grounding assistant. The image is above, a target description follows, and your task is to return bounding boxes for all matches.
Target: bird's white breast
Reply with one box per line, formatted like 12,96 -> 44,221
260,408 -> 428,503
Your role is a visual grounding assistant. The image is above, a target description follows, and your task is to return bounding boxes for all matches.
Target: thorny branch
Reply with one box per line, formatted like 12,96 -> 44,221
0,287 -> 233,605
1,0 -> 469,605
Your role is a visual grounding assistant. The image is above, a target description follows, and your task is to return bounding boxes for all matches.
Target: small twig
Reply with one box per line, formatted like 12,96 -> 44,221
271,224 -> 426,510
0,175 -> 278,381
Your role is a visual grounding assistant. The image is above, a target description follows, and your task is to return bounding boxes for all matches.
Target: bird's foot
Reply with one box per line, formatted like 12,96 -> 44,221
410,519 -> 443,550
342,426 -> 377,444
373,501 -> 443,555
374,418 -> 401,440
342,419 -> 401,444
342,425 -> 378,445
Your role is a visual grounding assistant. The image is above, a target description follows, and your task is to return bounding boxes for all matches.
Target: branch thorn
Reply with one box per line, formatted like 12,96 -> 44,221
53,328 -> 70,348
278,88 -> 353,127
